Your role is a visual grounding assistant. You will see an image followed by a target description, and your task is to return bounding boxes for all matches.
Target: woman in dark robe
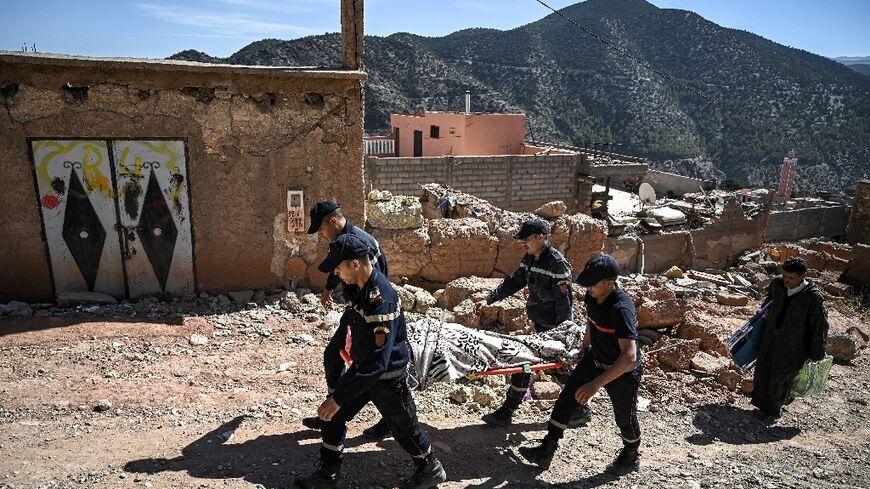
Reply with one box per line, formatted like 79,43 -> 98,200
752,257 -> 829,418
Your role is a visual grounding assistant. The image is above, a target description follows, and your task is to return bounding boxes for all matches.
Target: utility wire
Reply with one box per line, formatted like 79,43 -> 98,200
533,0 -> 849,166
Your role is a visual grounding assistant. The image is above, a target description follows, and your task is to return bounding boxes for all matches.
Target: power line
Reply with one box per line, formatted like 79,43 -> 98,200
532,0 -> 849,166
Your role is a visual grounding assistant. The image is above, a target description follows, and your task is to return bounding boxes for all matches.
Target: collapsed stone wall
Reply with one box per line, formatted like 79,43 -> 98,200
605,197 -> 768,274
766,205 -> 850,242
365,186 -> 607,288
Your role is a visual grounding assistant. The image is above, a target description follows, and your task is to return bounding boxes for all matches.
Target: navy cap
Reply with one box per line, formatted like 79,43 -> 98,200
307,201 -> 341,234
318,234 -> 370,273
575,253 -> 620,286
513,219 -> 550,239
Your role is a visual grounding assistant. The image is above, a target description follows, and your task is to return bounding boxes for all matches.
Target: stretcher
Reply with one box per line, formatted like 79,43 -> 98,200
340,318 -> 584,389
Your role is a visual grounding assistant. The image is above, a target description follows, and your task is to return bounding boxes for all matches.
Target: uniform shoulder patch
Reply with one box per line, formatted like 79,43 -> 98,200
369,286 -> 382,304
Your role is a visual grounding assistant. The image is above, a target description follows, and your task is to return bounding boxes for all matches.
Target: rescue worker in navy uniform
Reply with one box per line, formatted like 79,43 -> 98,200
474,218 -> 573,427
295,234 -> 447,489
519,254 -> 643,476
302,201 -> 392,440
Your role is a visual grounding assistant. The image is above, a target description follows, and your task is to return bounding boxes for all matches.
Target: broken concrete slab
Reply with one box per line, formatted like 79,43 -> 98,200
394,285 -> 416,312
413,289 -> 437,314
631,286 -> 687,329
437,277 -> 501,311
531,381 -> 562,400
687,270 -> 730,286
690,351 -> 731,375
715,292 -> 750,306
677,312 -> 749,357
366,195 -> 424,230
657,337 -> 701,370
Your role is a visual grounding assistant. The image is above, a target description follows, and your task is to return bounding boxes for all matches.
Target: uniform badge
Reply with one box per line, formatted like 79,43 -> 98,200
558,279 -> 569,295
373,325 -> 390,346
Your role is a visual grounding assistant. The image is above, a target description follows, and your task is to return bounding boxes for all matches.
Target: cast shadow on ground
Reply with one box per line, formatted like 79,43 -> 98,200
686,403 -> 800,446
125,415 -> 624,488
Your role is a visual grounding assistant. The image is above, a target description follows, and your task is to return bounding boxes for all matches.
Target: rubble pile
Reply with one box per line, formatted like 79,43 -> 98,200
429,241 -> 867,399
369,185 -> 607,287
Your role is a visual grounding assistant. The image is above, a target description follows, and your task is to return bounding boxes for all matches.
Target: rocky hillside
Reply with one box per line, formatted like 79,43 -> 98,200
171,0 -> 870,193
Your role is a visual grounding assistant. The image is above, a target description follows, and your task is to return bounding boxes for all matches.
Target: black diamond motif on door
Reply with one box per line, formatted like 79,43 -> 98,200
138,170 -> 178,292
61,169 -> 107,291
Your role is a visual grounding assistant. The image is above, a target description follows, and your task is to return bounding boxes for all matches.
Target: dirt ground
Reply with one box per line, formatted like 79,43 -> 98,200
1,301 -> 868,489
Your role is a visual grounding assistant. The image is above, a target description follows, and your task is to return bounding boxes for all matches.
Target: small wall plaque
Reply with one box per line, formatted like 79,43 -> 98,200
287,190 -> 305,233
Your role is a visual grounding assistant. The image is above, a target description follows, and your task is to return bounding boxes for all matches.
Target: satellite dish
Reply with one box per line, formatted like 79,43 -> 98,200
639,183 -> 656,205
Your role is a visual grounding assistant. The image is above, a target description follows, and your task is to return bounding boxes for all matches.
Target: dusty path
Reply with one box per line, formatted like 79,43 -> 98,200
1,310 -> 868,489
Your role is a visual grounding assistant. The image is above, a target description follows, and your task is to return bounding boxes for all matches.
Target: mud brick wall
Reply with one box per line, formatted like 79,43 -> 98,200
690,198 -> 768,269
847,180 -> 870,245
767,206 -> 851,242
0,53 -> 365,301
366,154 -> 591,213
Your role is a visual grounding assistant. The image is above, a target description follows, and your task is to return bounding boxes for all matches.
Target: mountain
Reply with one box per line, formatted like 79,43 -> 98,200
171,0 -> 870,193
834,57 -> 870,77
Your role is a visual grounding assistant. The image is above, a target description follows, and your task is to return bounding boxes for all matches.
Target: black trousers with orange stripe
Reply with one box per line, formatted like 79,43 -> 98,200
547,349 -> 643,449
320,373 -> 434,466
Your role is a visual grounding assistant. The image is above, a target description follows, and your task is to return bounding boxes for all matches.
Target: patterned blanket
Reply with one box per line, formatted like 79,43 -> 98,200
406,319 -> 585,390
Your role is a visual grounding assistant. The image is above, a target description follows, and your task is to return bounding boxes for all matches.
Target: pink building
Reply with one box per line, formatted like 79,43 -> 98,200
390,112 -> 527,157
774,150 -> 798,203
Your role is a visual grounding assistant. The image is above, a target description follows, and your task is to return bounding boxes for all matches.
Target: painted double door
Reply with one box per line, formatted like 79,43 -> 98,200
31,139 -> 194,299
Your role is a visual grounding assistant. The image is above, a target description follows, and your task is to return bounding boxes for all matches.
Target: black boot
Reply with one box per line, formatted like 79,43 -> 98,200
302,416 -> 324,430
566,405 -> 591,429
518,438 -> 558,470
482,386 -> 524,427
402,458 -> 447,489
362,418 -> 392,440
605,446 -> 639,476
481,405 -> 514,427
294,462 -> 341,489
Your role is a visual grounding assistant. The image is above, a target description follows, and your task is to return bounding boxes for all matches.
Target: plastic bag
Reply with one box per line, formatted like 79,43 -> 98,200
790,355 -> 834,398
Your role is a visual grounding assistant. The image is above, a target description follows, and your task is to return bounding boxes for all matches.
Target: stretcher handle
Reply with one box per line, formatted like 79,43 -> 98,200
470,361 -> 563,377
340,350 -> 563,378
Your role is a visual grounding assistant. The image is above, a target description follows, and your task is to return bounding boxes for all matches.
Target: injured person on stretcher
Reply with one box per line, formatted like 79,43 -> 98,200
303,317 -> 586,433
407,318 -> 584,389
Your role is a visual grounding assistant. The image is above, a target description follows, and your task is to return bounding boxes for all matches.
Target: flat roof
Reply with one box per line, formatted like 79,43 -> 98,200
0,51 -> 366,80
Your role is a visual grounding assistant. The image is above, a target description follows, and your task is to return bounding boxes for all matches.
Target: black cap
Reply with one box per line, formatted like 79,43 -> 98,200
575,253 -> 620,287
513,219 -> 550,240
318,234 -> 370,273
307,201 -> 341,234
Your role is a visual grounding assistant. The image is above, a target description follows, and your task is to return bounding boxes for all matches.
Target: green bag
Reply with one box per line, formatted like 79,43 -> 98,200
790,355 -> 834,398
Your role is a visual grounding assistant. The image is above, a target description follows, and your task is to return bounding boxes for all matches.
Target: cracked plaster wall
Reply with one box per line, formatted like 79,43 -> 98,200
0,57 -> 364,301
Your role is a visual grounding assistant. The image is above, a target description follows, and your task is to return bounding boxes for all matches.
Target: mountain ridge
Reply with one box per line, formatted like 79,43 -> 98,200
170,0 -> 870,193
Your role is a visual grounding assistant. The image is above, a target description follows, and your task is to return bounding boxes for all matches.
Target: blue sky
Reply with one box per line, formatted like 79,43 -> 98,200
2,0 -> 868,59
